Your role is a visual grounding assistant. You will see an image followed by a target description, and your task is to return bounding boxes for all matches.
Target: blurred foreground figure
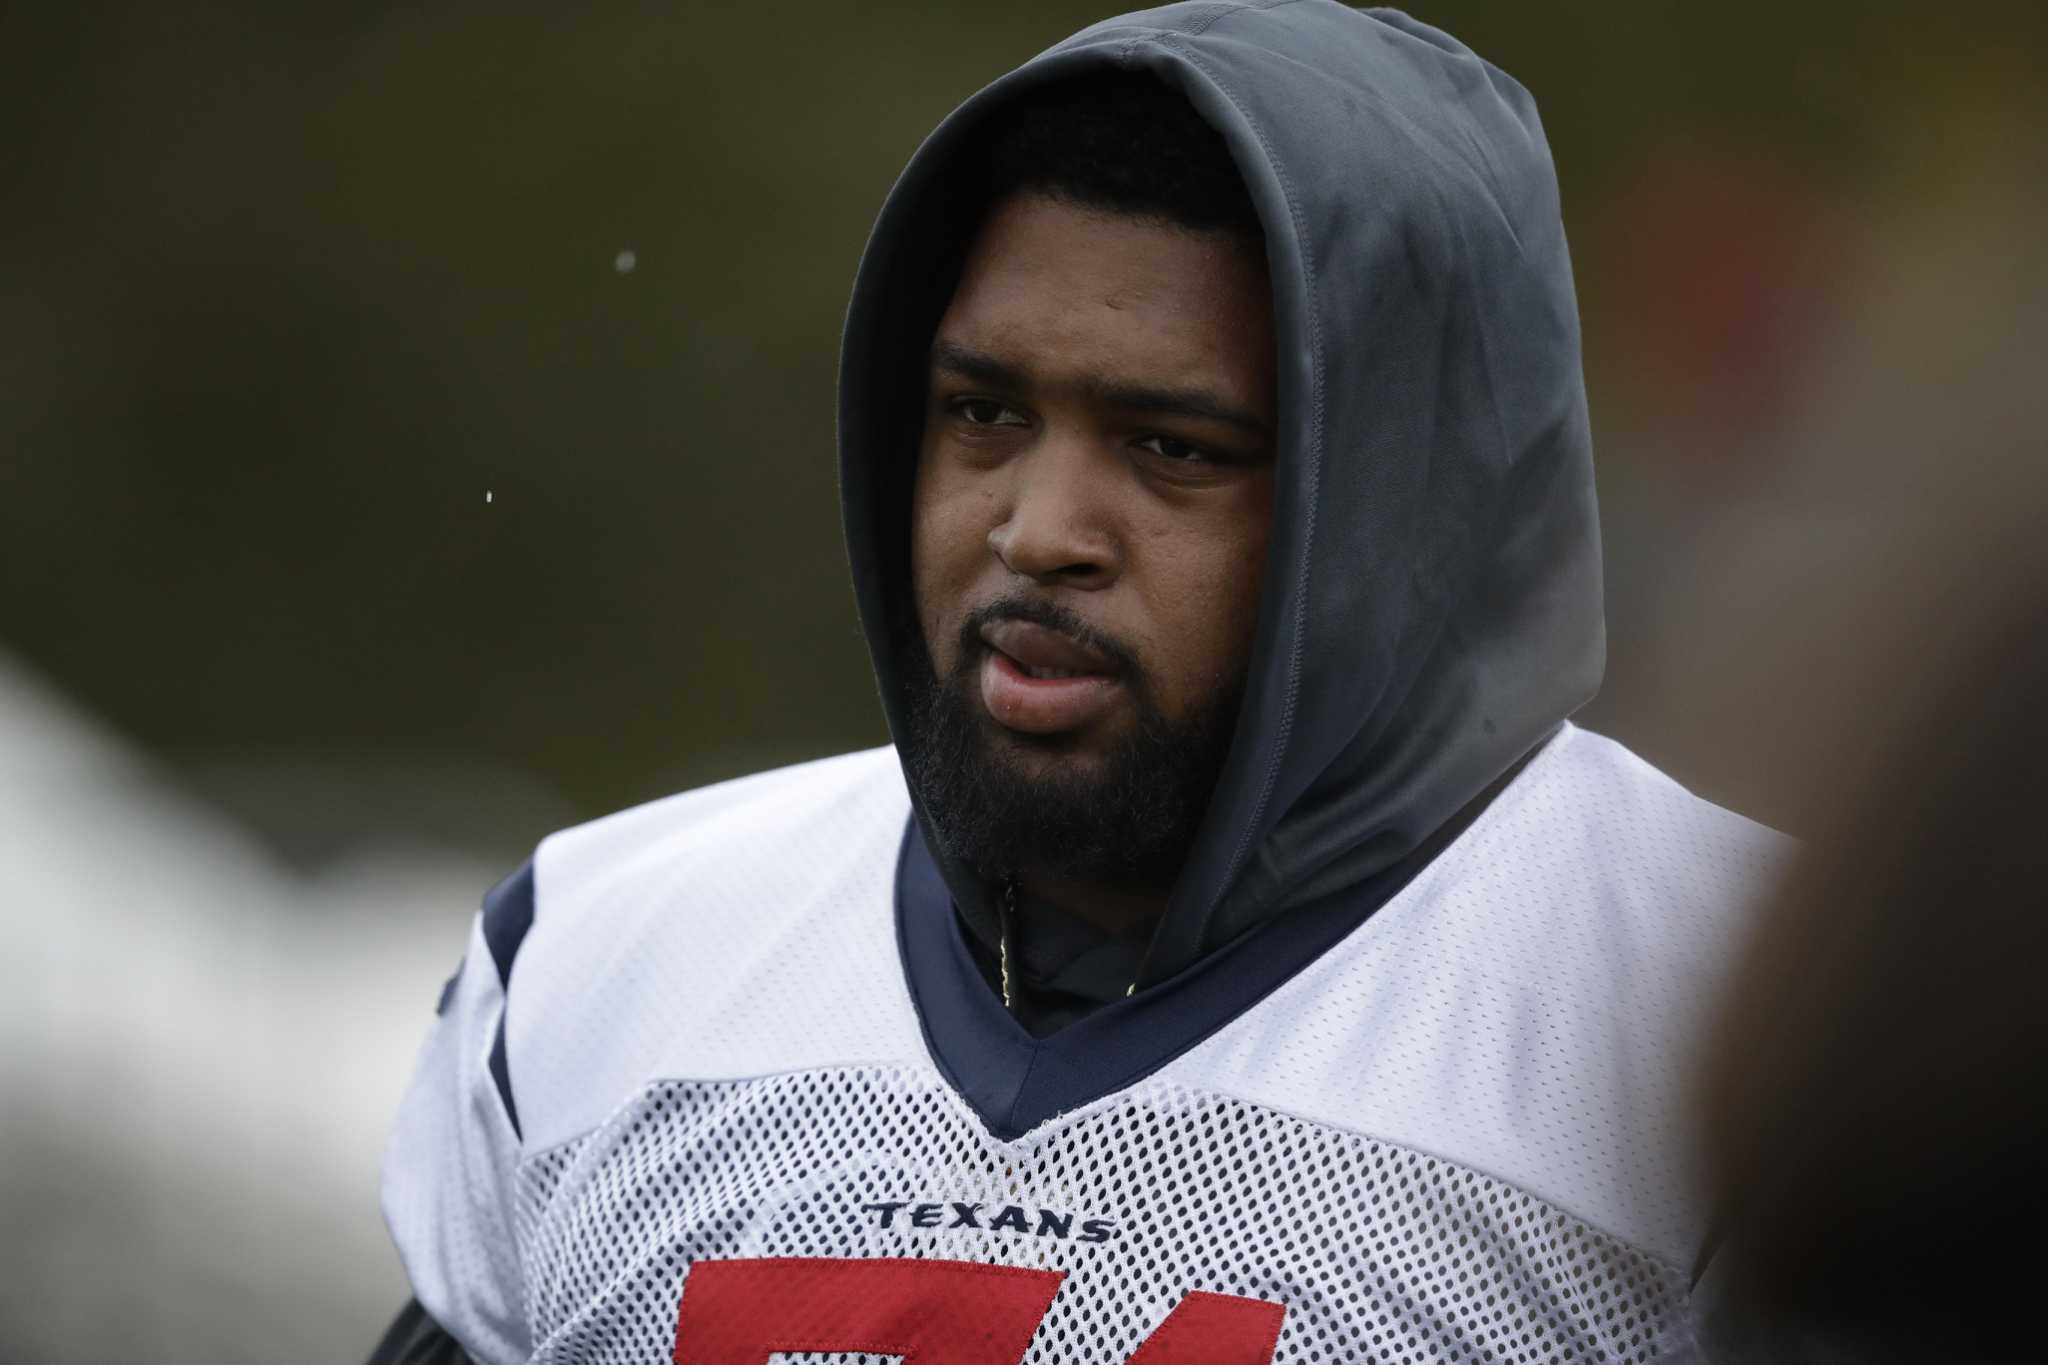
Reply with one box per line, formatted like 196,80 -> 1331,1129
1699,561 -> 2048,1361
374,5 -> 1787,1361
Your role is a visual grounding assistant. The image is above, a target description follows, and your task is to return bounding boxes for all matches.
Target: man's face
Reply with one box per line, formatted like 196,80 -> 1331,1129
907,192 -> 1276,886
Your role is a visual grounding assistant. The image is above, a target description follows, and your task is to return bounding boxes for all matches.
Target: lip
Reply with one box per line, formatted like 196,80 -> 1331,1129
979,620 -> 1118,676
976,620 -> 1124,735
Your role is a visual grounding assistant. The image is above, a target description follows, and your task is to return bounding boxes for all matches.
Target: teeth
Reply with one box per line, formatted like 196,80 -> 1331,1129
1022,663 -> 1077,680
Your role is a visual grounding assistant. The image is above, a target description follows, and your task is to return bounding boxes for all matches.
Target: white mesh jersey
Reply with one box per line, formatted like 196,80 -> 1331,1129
383,724 -> 1787,1365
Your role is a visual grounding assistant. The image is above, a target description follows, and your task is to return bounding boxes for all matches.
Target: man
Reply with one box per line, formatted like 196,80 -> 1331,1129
376,4 -> 1785,1361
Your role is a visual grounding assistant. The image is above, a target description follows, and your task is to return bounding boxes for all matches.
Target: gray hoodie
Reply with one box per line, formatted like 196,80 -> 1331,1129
840,1 -> 1601,1005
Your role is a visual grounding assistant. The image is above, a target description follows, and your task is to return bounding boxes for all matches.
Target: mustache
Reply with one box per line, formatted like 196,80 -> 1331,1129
957,594 -> 1142,681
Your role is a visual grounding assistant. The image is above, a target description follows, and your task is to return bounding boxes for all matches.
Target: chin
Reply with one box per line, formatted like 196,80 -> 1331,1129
900,632 -> 1236,884
980,714 -> 1116,762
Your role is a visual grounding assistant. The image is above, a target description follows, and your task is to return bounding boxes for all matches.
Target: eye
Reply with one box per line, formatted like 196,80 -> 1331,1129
951,397 -> 1029,428
1135,434 -> 1208,463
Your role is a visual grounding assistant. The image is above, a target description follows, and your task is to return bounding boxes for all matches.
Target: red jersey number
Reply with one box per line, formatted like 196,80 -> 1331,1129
673,1256 -> 1285,1364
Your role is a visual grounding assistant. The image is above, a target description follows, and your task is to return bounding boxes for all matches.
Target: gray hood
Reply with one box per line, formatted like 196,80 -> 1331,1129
839,1 -> 1603,988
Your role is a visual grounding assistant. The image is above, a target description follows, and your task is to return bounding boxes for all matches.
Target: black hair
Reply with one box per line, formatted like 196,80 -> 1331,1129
963,71 -> 1263,239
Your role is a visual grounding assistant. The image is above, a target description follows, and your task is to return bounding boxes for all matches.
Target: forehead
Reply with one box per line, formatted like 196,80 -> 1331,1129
937,194 -> 1273,396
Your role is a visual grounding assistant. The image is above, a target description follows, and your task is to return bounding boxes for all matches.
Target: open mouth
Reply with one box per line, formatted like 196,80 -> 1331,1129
976,619 -> 1125,734
979,619 -> 1118,677
1007,661 -> 1091,681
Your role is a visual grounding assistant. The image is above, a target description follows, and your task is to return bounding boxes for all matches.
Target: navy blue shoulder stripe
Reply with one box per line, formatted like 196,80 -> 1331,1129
481,860 -> 536,989
479,858 -> 536,1141
489,1016 -> 521,1140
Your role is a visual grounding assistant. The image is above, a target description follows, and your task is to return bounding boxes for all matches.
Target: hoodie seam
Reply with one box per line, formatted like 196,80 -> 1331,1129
1184,0 -> 1310,38
1153,32 -> 1325,952
1444,195 -> 1517,471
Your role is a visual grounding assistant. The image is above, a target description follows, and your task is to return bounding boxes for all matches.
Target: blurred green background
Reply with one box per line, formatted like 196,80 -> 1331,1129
2,3 -> 2042,1362
7,0 -> 2039,830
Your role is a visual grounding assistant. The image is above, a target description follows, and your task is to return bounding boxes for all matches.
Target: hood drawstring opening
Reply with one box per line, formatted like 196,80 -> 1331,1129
999,874 -> 1017,1012
999,872 -> 1144,1018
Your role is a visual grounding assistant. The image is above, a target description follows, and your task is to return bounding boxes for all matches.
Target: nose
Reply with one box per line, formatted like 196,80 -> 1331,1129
986,439 -> 1119,589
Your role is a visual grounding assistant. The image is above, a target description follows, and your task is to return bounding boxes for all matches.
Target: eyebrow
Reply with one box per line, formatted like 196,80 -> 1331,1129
929,339 -> 1272,439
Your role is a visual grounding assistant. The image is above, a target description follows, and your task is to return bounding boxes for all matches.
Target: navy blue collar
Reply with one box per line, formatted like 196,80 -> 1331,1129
891,738 -> 1545,1139
894,817 -> 1403,1139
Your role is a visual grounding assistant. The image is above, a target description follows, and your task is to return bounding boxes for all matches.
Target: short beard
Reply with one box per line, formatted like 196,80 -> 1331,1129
898,595 -> 1243,891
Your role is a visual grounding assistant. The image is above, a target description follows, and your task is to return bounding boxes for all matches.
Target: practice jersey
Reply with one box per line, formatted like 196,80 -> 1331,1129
382,723 -> 1787,1364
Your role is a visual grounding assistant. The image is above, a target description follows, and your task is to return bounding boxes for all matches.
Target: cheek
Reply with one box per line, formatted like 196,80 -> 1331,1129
910,455 -> 991,670
1143,492 -> 1273,708
1222,493 -> 1276,652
